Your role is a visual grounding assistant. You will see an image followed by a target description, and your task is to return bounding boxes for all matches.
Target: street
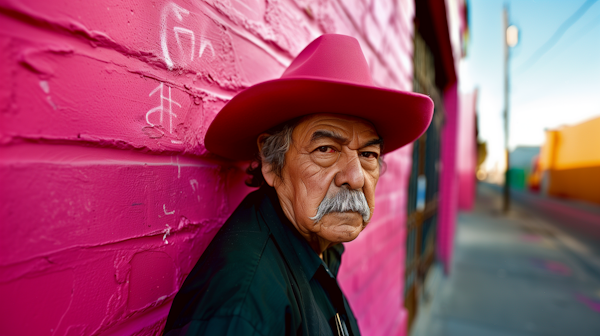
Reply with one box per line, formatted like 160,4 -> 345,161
411,183 -> 600,336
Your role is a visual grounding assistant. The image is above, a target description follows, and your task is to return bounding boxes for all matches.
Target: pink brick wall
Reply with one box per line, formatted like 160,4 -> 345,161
0,0 -> 415,335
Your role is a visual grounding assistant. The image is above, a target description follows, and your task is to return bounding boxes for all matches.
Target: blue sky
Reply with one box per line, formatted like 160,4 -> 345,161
459,0 -> 600,171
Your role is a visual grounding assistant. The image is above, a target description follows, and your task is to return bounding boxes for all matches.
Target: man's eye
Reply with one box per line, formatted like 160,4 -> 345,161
360,151 -> 378,159
317,146 -> 333,153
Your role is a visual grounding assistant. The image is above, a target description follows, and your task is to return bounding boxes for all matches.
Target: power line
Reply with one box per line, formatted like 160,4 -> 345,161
515,0 -> 599,74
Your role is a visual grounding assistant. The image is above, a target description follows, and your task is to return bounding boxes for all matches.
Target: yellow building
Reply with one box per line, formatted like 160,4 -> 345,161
536,116 -> 600,205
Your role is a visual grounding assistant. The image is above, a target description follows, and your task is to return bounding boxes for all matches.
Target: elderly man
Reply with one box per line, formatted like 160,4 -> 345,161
163,34 -> 433,336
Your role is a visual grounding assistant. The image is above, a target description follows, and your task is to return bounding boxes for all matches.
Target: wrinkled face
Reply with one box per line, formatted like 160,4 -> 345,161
263,113 -> 382,251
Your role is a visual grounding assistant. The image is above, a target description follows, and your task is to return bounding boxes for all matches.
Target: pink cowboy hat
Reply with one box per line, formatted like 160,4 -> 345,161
205,34 -> 434,160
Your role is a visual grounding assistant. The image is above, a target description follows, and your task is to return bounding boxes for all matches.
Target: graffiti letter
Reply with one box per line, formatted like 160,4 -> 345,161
173,27 -> 196,62
161,3 -> 190,70
146,83 -> 181,134
199,39 -> 215,59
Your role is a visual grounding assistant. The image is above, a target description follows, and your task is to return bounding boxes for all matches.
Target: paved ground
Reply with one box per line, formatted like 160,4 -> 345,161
410,183 -> 600,336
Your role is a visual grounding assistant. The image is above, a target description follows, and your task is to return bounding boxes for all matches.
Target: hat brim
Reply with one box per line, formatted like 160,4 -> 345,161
205,77 -> 434,161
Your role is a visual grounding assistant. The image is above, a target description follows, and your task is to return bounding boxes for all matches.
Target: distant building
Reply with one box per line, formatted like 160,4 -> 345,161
508,146 -> 540,190
536,116 -> 600,205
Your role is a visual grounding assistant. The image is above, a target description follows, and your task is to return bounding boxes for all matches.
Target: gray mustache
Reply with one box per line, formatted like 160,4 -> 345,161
309,187 -> 371,224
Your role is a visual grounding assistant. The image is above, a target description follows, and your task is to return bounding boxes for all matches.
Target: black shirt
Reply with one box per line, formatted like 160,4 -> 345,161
163,186 -> 360,336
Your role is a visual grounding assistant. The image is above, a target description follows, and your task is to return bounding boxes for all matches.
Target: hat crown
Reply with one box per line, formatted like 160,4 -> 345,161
281,34 -> 374,86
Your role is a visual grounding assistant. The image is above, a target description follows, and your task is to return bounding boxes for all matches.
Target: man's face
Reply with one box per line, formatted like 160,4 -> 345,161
263,113 -> 382,254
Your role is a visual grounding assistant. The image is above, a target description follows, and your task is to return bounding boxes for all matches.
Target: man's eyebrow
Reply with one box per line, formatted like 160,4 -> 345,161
362,138 -> 384,149
310,130 -> 349,144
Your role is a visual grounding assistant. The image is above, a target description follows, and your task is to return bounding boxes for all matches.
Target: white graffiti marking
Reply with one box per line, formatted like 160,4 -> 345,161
39,80 -> 57,110
163,204 -> 175,215
173,27 -> 195,62
163,224 -> 171,244
39,80 -> 50,94
160,2 -> 215,70
190,179 -> 198,192
161,3 -> 189,70
199,39 -> 215,58
146,82 -> 180,134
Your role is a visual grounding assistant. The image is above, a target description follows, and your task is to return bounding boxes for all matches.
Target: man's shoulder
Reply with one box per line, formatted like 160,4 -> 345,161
219,186 -> 270,232
197,238 -> 296,332
178,229 -> 294,335
205,187 -> 272,259
191,187 -> 275,284
166,188 -> 297,335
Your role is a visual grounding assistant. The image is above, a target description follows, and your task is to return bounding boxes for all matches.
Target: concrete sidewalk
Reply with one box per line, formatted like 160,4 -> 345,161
410,184 -> 600,336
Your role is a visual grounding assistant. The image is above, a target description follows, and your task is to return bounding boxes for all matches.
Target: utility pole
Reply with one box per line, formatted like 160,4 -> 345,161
502,6 -> 518,214
503,6 -> 510,213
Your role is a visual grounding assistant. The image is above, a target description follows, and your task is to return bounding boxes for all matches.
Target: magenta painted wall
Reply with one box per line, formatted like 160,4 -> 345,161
437,84 -> 459,274
432,0 -> 469,275
0,0 -> 417,335
457,90 -> 477,211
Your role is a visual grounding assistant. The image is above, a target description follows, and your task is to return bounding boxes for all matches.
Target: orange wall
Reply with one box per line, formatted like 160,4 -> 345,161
541,116 -> 600,171
539,116 -> 600,205
547,167 -> 600,204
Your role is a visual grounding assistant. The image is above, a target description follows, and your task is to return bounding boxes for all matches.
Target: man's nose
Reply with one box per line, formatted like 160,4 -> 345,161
334,152 -> 365,190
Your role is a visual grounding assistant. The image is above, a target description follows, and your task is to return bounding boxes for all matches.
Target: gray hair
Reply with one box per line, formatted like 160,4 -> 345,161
259,122 -> 295,179
309,186 -> 371,223
245,121 -> 296,187
245,118 -> 385,187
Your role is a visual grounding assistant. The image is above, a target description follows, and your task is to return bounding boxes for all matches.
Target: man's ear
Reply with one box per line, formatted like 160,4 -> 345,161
257,133 -> 276,187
